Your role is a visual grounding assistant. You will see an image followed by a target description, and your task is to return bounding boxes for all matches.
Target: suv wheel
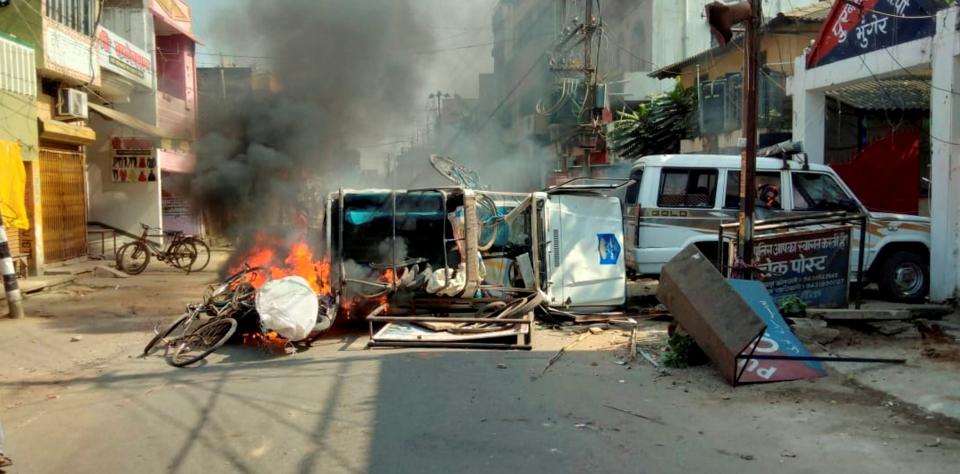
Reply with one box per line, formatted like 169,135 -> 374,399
878,251 -> 928,302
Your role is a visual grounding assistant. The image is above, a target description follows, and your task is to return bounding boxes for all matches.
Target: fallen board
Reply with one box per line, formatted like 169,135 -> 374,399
729,280 -> 826,383
373,322 -> 527,342
657,245 -> 767,385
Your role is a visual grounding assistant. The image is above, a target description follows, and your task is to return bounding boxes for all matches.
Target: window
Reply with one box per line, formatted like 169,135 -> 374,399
792,173 -> 859,212
657,168 -> 718,208
46,0 -> 95,36
624,169 -> 642,205
725,171 -> 782,209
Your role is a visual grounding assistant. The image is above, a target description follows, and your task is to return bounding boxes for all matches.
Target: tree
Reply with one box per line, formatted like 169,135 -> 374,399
608,82 -> 697,159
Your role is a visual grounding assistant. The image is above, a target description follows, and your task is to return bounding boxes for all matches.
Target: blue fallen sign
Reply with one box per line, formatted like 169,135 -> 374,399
729,279 -> 827,384
597,233 -> 620,265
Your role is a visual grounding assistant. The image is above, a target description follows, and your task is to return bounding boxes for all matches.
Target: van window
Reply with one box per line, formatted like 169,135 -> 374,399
792,172 -> 858,211
725,171 -> 782,209
624,170 -> 642,205
657,168 -> 718,208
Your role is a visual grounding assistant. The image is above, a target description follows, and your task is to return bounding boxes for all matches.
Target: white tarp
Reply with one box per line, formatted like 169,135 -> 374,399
256,276 -> 318,341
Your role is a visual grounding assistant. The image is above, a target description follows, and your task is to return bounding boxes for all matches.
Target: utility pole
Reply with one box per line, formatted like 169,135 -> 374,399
738,0 -> 762,268
429,90 -> 450,133
0,222 -> 25,319
583,0 -> 596,177
706,0 -> 760,272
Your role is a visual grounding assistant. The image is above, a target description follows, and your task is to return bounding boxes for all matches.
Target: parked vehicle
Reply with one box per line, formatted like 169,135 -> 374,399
621,154 -> 931,302
116,223 -> 211,275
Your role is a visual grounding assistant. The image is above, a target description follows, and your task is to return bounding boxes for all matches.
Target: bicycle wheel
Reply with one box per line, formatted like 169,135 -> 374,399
143,312 -> 191,356
185,237 -> 211,272
169,242 -> 198,272
169,318 -> 237,367
117,241 -> 151,275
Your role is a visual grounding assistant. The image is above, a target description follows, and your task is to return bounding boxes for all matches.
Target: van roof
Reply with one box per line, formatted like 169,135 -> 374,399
630,154 -> 833,173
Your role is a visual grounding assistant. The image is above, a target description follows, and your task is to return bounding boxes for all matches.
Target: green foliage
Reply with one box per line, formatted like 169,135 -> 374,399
609,82 -> 698,159
778,295 -> 807,318
661,332 -> 695,369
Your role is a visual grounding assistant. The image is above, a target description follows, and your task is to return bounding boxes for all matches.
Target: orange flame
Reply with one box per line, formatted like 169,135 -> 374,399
242,330 -> 290,354
228,232 -> 331,295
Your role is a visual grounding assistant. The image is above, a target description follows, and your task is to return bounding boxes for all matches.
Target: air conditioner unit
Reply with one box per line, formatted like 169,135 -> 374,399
57,88 -> 89,120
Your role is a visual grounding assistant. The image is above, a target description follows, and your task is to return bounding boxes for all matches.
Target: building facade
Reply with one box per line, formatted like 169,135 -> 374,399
0,0 -> 199,277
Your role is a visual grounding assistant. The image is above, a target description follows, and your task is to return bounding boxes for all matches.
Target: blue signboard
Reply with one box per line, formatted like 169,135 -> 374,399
807,0 -> 940,68
597,233 -> 620,265
729,279 -> 826,384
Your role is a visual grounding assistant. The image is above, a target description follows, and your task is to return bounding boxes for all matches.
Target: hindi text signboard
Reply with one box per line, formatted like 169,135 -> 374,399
753,226 -> 852,308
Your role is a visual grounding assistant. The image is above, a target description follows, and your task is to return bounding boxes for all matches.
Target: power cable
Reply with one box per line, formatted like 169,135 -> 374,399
840,0 -> 939,19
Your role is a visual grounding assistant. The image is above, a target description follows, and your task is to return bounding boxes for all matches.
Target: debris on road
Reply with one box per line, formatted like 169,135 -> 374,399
534,332 -> 591,380
70,335 -> 83,342
602,404 -> 665,425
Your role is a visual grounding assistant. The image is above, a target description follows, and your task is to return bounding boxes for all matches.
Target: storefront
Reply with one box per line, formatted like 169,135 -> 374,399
792,2 -> 960,301
38,118 -> 96,263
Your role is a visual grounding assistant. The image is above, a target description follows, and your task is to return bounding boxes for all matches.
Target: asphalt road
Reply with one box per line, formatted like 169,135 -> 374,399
1,268 -> 958,473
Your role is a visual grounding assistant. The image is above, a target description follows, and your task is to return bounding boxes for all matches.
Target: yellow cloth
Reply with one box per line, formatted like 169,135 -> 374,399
0,140 -> 29,230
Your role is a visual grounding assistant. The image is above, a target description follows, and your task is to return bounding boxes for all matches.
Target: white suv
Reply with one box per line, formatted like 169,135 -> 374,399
622,154 -> 931,302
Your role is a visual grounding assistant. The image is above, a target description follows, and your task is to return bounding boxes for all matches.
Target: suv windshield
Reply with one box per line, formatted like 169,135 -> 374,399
792,172 -> 859,212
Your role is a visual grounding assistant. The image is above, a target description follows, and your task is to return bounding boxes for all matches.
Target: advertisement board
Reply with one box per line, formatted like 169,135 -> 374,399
111,136 -> 156,184
753,226 -> 852,308
98,27 -> 153,88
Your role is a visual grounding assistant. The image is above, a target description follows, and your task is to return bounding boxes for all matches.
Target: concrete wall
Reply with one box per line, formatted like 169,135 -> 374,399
0,93 -> 39,162
87,115 -> 162,235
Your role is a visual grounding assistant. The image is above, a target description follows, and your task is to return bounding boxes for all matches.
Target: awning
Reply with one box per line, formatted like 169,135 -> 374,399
826,78 -> 931,111
88,102 -> 164,137
39,118 -> 96,145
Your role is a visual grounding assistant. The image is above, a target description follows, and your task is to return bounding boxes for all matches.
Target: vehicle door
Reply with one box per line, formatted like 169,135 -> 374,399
787,171 -> 865,278
622,168 -> 642,267
723,169 -> 788,221
545,193 -> 625,308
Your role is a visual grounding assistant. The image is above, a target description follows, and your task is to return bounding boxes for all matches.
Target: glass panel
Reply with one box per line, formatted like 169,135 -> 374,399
624,170 -> 642,205
657,168 -> 718,208
724,171 -> 782,209
792,173 -> 858,212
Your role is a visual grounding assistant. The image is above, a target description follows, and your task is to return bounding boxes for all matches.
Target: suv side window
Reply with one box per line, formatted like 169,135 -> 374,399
725,171 -> 782,209
792,172 -> 858,212
657,168 -> 718,208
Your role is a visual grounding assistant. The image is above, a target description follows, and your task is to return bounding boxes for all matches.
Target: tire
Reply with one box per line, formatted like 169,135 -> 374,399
117,241 -> 151,275
169,318 -> 237,367
169,242 -> 198,272
143,313 -> 191,356
185,238 -> 211,272
878,251 -> 929,303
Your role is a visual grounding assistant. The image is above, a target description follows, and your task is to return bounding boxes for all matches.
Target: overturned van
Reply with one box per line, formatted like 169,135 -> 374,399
324,186 -> 626,333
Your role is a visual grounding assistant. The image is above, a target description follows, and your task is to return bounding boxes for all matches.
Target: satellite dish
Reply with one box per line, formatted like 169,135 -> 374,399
429,154 -> 487,190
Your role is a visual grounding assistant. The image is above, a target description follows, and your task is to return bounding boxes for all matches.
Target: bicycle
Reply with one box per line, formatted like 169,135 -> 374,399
143,265 -> 266,367
116,223 -> 211,275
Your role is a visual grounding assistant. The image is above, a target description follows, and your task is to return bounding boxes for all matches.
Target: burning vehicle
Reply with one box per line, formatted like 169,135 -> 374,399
325,182 -> 628,348
147,158 -> 629,361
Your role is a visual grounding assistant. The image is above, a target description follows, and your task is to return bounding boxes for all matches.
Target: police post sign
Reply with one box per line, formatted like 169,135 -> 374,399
753,227 -> 852,308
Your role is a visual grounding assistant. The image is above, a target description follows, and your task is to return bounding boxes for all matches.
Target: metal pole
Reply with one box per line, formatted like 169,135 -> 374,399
0,224 -> 25,319
583,0 -> 595,178
856,215 -> 867,309
736,0 -> 761,272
